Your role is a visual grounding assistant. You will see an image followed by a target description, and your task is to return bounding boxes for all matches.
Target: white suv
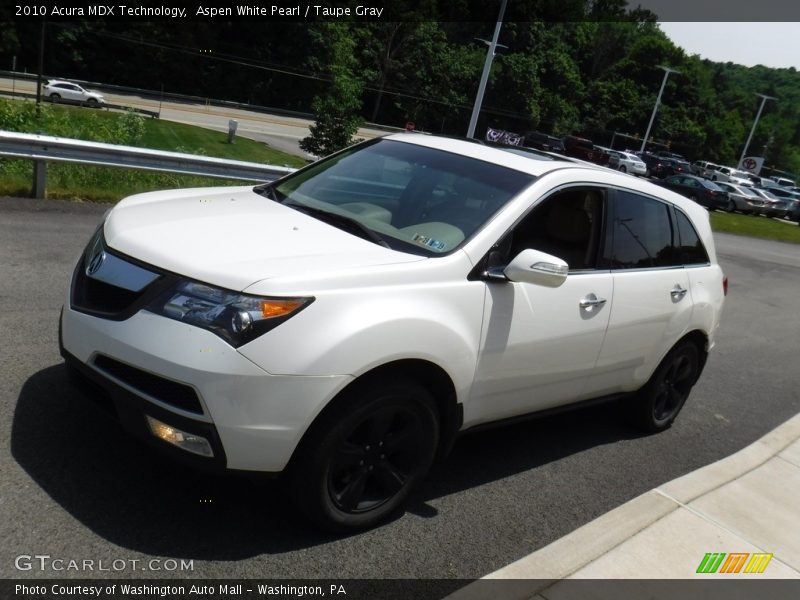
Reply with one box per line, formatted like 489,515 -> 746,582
44,79 -> 105,106
61,134 -> 726,531
712,166 -> 752,186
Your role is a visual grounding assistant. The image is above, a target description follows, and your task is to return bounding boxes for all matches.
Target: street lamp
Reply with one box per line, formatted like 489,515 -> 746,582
640,65 -> 680,153
466,0 -> 507,139
738,93 -> 776,169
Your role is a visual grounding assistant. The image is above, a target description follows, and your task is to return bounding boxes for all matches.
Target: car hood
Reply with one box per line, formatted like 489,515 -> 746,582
104,186 -> 425,291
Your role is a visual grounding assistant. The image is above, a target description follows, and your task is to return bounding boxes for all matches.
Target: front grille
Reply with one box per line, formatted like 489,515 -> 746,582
70,234 -> 173,320
73,265 -> 143,314
93,355 -> 204,415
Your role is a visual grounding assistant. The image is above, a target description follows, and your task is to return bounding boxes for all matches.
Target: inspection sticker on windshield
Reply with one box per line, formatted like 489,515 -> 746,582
412,234 -> 446,251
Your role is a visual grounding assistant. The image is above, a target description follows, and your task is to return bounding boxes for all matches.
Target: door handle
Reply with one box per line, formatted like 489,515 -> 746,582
670,285 -> 688,300
579,293 -> 607,309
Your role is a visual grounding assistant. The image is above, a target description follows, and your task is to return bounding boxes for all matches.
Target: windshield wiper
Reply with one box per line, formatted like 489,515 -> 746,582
284,201 -> 391,248
252,183 -> 281,202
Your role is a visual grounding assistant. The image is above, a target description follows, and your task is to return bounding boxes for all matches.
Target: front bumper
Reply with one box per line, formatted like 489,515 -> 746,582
61,344 -> 230,472
60,304 -> 352,472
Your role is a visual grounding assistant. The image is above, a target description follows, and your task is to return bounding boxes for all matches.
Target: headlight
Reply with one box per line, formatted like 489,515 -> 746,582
146,280 -> 313,347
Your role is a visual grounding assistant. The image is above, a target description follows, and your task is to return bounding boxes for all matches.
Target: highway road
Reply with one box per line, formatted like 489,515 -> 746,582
0,76 -> 394,159
1,196 -> 799,580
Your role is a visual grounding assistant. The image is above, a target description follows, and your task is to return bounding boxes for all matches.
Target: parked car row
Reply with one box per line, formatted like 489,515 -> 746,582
655,175 -> 732,212
655,172 -> 799,219
510,130 -> 798,219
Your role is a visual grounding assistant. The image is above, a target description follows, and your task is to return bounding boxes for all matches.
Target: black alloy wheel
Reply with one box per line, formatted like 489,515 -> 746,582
630,341 -> 700,433
288,379 -> 439,532
49,93 -> 60,102
327,404 -> 427,514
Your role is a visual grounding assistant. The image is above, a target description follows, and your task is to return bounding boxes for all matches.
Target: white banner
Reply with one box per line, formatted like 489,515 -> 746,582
738,156 -> 764,174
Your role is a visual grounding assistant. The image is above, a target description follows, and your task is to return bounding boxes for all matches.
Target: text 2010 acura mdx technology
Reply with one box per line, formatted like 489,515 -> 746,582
61,134 -> 726,531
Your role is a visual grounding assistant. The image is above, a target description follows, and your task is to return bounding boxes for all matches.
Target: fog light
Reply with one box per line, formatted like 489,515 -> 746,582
145,415 -> 214,457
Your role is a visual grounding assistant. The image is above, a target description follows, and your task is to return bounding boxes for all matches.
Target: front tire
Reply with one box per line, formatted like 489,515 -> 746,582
288,379 -> 439,532
49,93 -> 61,102
630,341 -> 700,433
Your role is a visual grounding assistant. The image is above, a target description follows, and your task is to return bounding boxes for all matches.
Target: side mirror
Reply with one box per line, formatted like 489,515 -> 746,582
503,249 -> 569,288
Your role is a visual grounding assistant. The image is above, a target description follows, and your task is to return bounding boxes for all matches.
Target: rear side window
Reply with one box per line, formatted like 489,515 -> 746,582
674,209 -> 710,265
606,191 -> 677,269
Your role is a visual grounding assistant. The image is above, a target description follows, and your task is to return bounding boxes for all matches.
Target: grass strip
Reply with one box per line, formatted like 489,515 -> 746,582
1,99 -> 306,202
710,211 -> 800,244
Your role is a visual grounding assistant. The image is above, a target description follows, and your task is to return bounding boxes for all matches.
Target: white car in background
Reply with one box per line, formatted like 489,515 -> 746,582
711,166 -> 752,186
691,160 -> 720,179
60,134 -> 726,531
608,150 -> 647,176
43,80 -> 105,107
770,176 -> 796,188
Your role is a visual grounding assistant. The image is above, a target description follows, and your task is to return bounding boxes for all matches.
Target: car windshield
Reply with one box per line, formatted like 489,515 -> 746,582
739,186 -> 760,197
255,139 -> 535,256
753,189 -> 777,200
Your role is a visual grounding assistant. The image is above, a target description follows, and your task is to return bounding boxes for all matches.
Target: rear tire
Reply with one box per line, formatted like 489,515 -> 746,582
288,379 -> 439,532
629,341 -> 700,433
619,165 -> 627,173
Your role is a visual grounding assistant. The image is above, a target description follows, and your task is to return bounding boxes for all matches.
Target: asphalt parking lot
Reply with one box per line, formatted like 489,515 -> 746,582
1,196 -> 799,579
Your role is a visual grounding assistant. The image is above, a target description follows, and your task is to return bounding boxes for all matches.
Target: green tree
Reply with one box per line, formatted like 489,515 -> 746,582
300,23 -> 364,157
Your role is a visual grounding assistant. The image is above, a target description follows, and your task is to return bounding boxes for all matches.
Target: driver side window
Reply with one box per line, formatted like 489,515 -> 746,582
491,187 -> 606,272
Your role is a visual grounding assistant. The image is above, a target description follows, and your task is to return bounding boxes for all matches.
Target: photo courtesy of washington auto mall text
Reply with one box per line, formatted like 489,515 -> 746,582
13,582 -> 350,598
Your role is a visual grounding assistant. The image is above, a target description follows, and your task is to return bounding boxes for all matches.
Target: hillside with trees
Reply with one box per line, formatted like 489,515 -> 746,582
1,1 -> 798,173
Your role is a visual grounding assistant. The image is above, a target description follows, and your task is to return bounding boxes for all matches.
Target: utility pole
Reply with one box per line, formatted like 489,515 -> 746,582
738,93 -> 776,168
640,65 -> 680,154
466,0 -> 507,139
36,15 -> 47,115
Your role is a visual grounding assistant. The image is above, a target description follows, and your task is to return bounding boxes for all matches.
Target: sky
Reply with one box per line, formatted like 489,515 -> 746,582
658,23 -> 800,71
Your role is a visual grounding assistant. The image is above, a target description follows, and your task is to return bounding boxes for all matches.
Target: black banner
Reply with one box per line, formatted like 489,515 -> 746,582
7,0 -> 800,22
5,579 -> 800,600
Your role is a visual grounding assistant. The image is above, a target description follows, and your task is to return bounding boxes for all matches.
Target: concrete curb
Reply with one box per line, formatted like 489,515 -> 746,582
449,412 -> 800,598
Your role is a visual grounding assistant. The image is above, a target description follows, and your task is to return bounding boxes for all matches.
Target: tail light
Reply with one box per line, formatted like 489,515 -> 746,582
723,276 -> 728,296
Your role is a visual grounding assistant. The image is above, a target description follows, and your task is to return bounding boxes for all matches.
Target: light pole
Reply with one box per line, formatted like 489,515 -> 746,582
738,93 -> 776,168
466,0 -> 507,139
640,65 -> 680,153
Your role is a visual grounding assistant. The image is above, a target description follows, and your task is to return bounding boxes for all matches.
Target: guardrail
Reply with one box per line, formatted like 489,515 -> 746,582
0,70 -> 314,121
0,70 -> 403,132
0,90 -> 160,118
0,130 -> 297,198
